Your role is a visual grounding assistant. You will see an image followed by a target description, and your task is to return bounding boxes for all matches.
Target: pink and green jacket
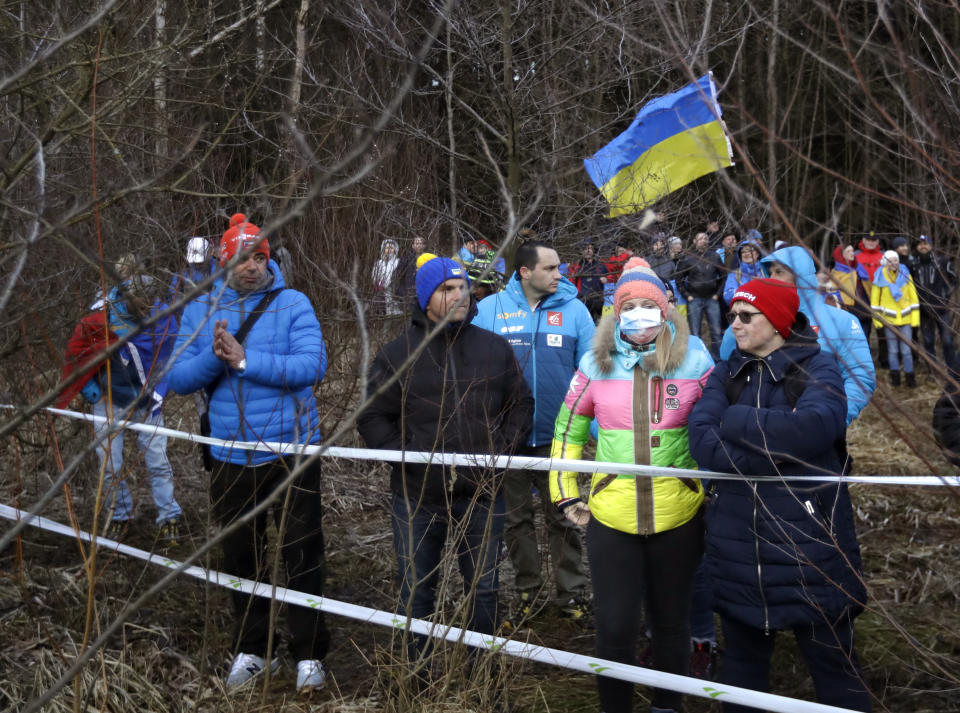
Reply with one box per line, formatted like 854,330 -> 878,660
550,310 -> 714,535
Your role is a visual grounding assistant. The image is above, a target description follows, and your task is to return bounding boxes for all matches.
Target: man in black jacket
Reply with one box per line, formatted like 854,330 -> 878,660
357,254 -> 534,674
907,234 -> 956,370
677,232 -> 725,359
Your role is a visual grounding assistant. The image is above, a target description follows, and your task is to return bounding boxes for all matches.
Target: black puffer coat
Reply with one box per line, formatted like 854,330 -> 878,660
358,305 -> 534,504
688,316 -> 866,631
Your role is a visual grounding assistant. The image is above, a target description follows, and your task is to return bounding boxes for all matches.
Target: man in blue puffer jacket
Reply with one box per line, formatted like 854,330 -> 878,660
689,278 -> 871,712
473,239 -> 595,618
169,213 -> 329,693
719,245 -> 876,426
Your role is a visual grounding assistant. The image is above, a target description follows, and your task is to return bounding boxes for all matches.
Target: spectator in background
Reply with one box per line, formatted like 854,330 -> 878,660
677,232 -> 724,360
721,236 -> 763,315
395,236 -> 427,306
169,213 -> 330,692
667,236 -> 687,317
473,240 -> 595,622
569,239 -> 609,322
168,237 -> 216,306
871,250 -> 920,387
358,254 -> 533,682
892,236 -> 911,265
689,278 -> 871,713
933,376 -> 960,465
909,234 -> 957,372
705,219 -> 722,249
549,258 -> 713,713
59,273 -> 181,543
830,244 -> 858,311
854,232 -> 887,368
372,238 -> 401,316
719,245 -> 876,427
458,235 -> 477,264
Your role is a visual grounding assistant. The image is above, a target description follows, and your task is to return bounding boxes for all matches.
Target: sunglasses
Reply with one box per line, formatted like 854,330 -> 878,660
728,310 -> 763,324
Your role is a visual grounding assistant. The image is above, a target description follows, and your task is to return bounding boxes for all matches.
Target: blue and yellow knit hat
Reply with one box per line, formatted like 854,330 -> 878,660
415,253 -> 470,311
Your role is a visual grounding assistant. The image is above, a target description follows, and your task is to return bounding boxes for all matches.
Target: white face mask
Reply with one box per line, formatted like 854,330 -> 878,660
619,306 -> 663,335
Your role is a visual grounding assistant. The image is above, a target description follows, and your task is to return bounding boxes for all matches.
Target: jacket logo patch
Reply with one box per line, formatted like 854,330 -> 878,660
665,384 -> 678,396
547,334 -> 562,347
547,311 -> 562,326
665,398 -> 680,410
651,435 -> 661,447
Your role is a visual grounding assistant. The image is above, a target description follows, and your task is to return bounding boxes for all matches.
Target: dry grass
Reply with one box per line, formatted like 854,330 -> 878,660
2,365 -> 960,712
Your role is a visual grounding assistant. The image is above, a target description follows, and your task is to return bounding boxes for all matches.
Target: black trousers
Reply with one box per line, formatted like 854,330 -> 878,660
587,511 -> 704,713
719,612 -> 871,712
209,456 -> 330,661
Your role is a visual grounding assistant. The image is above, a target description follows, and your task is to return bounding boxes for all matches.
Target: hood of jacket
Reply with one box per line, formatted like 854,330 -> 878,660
500,271 -> 580,310
760,246 -> 821,316
737,237 -> 764,261
592,306 -> 691,375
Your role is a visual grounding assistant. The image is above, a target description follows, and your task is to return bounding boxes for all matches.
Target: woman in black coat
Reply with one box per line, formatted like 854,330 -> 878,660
688,278 -> 871,712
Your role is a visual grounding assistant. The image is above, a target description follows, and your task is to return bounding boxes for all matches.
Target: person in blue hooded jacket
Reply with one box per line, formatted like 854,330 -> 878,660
473,239 -> 595,618
719,245 -> 876,427
721,237 -> 764,306
169,213 -> 330,694
688,278 -> 871,712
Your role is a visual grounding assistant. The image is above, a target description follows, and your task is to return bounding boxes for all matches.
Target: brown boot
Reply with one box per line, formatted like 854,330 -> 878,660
906,371 -> 917,388
890,370 -> 901,387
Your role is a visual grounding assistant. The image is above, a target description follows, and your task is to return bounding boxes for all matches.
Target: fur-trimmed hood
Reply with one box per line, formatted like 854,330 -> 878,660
593,306 -> 691,375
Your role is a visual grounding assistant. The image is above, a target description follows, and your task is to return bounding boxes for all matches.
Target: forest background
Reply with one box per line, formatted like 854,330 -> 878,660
2,1 -> 960,712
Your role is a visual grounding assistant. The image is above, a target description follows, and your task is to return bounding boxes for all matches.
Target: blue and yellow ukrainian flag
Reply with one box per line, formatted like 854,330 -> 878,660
584,73 -> 733,218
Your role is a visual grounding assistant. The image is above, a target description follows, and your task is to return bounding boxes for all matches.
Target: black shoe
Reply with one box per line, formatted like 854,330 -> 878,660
689,641 -> 718,680
105,520 -> 129,542
502,591 -> 540,629
560,594 -> 593,623
158,518 -> 181,545
890,370 -> 901,387
905,372 -> 917,388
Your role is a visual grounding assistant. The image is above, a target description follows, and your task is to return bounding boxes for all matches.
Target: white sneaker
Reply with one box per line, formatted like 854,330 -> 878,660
225,652 -> 279,689
296,659 -> 326,692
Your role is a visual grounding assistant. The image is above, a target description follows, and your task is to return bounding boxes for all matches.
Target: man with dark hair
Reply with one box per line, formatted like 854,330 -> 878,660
568,240 -> 608,322
677,232 -> 725,360
473,240 -> 595,621
169,212 -> 330,693
358,255 -> 533,679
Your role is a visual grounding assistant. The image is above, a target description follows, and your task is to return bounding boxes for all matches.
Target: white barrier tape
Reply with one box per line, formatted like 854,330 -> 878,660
25,404 -> 960,487
0,503 -> 860,713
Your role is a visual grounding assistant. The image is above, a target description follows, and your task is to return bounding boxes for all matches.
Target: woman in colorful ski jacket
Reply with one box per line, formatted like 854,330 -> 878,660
549,258 -> 713,713
871,249 -> 920,387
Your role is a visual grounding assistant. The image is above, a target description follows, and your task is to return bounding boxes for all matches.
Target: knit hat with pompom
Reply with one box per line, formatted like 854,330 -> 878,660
613,257 -> 669,318
219,213 -> 269,267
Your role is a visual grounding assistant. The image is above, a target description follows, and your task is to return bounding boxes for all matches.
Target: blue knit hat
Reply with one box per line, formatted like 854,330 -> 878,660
415,254 -> 470,311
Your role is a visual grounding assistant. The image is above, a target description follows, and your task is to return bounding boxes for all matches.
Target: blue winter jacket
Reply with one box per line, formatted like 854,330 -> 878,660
721,238 -> 765,304
168,261 -> 326,465
473,276 -> 595,446
719,245 -> 876,425
689,315 -> 866,631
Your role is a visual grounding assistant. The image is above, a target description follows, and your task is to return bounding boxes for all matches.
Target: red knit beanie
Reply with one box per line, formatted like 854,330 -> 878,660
219,213 -> 269,267
730,278 -> 799,339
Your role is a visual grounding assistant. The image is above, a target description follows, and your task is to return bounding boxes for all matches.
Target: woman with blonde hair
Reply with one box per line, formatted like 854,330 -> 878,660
550,257 -> 714,713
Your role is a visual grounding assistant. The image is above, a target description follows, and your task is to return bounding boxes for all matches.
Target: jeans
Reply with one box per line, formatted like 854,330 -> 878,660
719,612 -> 871,712
93,399 -> 181,523
587,512 -> 704,713
209,456 -> 330,661
503,444 -> 586,603
689,560 -> 716,643
884,324 -> 914,373
920,307 -> 956,368
392,493 -> 504,665
686,296 -> 722,359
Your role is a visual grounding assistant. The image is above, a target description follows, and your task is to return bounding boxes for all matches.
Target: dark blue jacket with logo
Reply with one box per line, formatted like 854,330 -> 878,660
473,276 -> 595,447
688,316 -> 866,631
